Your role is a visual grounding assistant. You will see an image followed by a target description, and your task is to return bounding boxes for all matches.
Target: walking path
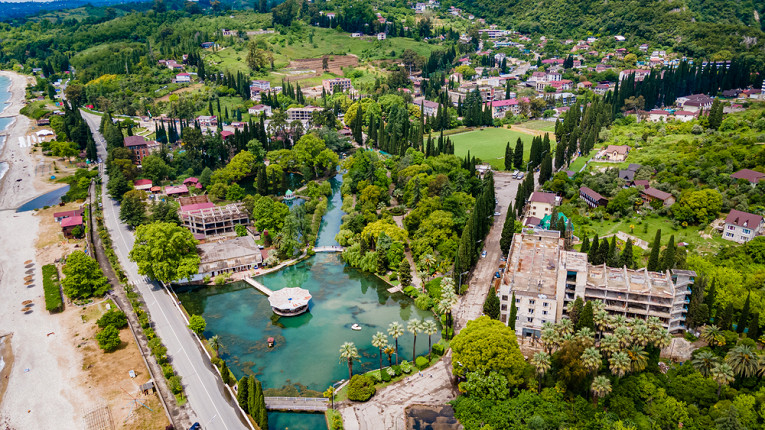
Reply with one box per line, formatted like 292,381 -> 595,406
340,353 -> 459,430
242,277 -> 273,296
264,397 -> 328,412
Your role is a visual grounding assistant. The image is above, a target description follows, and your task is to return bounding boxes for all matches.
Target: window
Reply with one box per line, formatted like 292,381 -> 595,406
728,225 -> 735,230
501,305 -> 507,311
743,229 -> 751,234
527,317 -> 533,323
529,300 -> 535,305
528,309 -> 534,314
515,298 -> 520,303
501,295 -> 508,301
543,302 -> 549,307
543,310 -> 548,315
726,233 -> 733,237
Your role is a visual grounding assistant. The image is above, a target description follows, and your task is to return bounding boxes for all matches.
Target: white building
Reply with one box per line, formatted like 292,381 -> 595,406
248,104 -> 272,117
377,33 -> 387,40
322,78 -> 353,94
723,210 -> 764,243
286,105 -> 323,121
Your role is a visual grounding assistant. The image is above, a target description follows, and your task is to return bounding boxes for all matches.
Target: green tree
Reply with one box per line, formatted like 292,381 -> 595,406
484,288 -> 500,320
499,212 -> 516,255
398,258 -> 412,287
737,292 -> 751,333
711,362 -> 735,399
62,250 -> 109,299
647,229 -> 662,272
107,170 -> 131,201
220,360 -> 231,385
619,238 -> 634,268
141,155 -> 169,183
237,376 -> 249,413
504,142 -> 513,170
129,222 -> 200,283
508,292 -> 518,331
119,190 -> 147,228
96,325 -> 121,352
660,234 -> 675,271
226,183 -> 245,201
407,318 -> 422,360
188,315 -> 206,336
513,138 -> 524,170
209,334 -> 222,356
576,301 -> 595,331
692,350 -> 719,377
339,342 -> 360,380
708,98 -> 724,130
530,351 -> 551,393
451,316 -> 526,386
587,234 -> 600,264
151,200 -> 180,225
97,308 -> 127,329
423,319 -> 438,361
388,322 -> 404,364
371,332 -> 388,373
591,375 -> 612,407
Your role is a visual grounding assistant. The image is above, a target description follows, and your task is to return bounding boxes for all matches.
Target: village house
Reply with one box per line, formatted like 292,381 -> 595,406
413,98 -> 439,116
672,111 -> 697,122
175,73 -> 191,83
183,177 -> 203,190
53,208 -> 83,223
640,187 -> 675,207
165,185 -> 189,197
61,215 -> 84,238
644,109 -> 670,122
722,209 -> 764,244
579,186 -> 608,208
486,98 -> 523,118
248,104 -> 272,117
377,33 -> 386,40
124,135 -> 160,164
196,115 -> 218,128
525,191 -> 558,221
618,164 -> 643,182
601,144 -> 630,162
676,94 -> 713,112
731,169 -> 765,185
287,106 -> 323,121
133,179 -> 153,191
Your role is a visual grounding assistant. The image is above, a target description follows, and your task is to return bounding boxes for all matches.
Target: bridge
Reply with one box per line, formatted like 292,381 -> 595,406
264,397 -> 328,412
243,277 -> 273,296
314,246 -> 344,253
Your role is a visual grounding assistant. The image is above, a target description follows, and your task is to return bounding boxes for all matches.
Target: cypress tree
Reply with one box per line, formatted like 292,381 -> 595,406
483,288 -> 500,320
647,229 -> 662,272
509,292 -> 518,330
513,138 -> 524,170
660,235 -> 676,272
220,361 -> 231,385
595,238 -> 610,266
620,239 -> 634,268
255,379 -> 267,430
748,313 -> 760,341
705,278 -> 717,313
576,301 -> 595,331
607,236 -> 619,267
587,234 -> 600,263
500,212 -> 516,255
247,376 -> 257,417
737,292 -> 751,333
580,235 -> 590,253
569,297 -> 584,326
504,142 -> 513,170
237,376 -> 249,413
718,303 -> 734,331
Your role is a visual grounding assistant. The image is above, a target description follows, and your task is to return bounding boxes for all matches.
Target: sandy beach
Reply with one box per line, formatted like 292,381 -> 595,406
0,71 -> 88,429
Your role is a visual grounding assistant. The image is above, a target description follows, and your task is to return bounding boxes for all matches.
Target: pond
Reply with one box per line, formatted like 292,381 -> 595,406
16,185 -> 71,212
177,173 -> 441,429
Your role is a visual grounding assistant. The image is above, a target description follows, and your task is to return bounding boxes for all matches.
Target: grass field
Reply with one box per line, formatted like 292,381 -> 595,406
450,127 -> 538,170
521,120 -> 557,132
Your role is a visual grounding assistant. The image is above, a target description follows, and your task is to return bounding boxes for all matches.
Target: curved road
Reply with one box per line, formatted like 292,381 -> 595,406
81,111 -> 250,430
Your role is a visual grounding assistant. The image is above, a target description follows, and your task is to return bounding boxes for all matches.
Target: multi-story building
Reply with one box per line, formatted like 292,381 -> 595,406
525,191 -> 558,221
123,135 -> 160,164
498,231 -> 695,338
322,78 -> 352,94
723,209 -> 764,243
180,196 -> 250,238
286,105 -> 323,121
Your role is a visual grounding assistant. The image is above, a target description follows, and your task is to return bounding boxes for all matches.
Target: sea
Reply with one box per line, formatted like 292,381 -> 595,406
0,74 -> 12,184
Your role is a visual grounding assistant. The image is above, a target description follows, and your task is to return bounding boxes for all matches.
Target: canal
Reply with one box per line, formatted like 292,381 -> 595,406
176,174 -> 440,429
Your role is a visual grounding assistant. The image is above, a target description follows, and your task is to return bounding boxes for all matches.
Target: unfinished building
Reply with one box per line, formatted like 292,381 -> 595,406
179,195 -> 249,238
498,231 -> 695,337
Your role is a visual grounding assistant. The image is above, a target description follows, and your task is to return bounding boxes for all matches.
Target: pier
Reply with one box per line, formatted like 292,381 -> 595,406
264,397 -> 328,412
243,277 -> 273,296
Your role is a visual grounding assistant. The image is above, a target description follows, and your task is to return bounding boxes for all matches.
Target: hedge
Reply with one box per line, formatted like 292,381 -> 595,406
42,264 -> 63,313
415,356 -> 429,369
347,374 -> 376,402
432,343 -> 445,356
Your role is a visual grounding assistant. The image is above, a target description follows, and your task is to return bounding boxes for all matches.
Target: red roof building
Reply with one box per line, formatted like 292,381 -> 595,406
165,185 -> 189,196
731,169 -> 765,184
61,215 -> 83,238
53,208 -> 83,222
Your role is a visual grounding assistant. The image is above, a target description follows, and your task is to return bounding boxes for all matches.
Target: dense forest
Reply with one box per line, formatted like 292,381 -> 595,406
449,0 -> 765,58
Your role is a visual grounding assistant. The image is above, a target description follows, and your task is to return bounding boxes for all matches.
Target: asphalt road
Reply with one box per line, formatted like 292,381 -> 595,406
454,171 -> 527,332
81,111 -> 249,430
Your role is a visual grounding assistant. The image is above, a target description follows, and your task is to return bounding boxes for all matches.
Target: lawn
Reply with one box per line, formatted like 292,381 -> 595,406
580,214 -> 728,255
450,127 -> 539,170
521,120 -> 557,132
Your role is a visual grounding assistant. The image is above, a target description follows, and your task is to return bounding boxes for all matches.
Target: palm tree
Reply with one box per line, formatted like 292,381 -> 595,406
540,322 -> 559,354
339,342 -> 360,380
209,335 -> 222,357
726,344 -> 759,378
609,351 -> 631,379
591,375 -> 612,407
556,318 -> 574,338
600,334 -> 620,357
576,327 -> 595,347
593,309 -> 609,339
692,350 -> 720,377
701,325 -> 725,348
384,346 -> 395,366
609,315 -> 627,330
626,345 -> 648,373
711,362 -> 735,399
630,321 -> 650,347
420,254 -> 436,280
581,347 -> 602,376
530,351 -> 551,393
423,319 -> 438,360
371,332 -> 389,373
407,318 -> 422,360
652,329 -> 672,350
388,321 -> 404,364
613,325 -> 631,348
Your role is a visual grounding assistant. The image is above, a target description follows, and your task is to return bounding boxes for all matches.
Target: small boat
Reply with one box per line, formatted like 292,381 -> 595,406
267,337 -> 275,347
351,324 -> 362,331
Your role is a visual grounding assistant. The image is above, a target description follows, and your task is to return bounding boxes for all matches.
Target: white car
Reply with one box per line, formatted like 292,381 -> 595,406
481,250 -> 487,258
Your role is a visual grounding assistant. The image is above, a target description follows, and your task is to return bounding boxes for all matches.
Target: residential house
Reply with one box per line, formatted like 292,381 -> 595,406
641,187 -> 675,207
645,109 -> 670,122
413,98 -> 439,116
165,185 -> 189,197
632,179 -> 650,190
526,191 -> 558,219
248,105 -> 272,117
731,169 -> 765,185
175,73 -> 191,83
676,94 -> 713,112
673,111 -> 697,122
377,33 -> 386,40
486,98 -> 523,118
134,179 -> 153,191
61,216 -> 83,238
618,164 -> 642,182
196,115 -> 218,127
124,135 -> 160,164
619,69 -> 651,82
53,208 -> 83,223
593,83 -> 612,95
579,186 -> 608,208
601,145 -> 630,162
183,177 -> 203,190
722,210 -> 764,243
577,81 -> 593,90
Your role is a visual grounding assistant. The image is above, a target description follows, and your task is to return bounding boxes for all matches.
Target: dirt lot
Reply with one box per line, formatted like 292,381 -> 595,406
155,83 -> 204,103
287,54 -> 359,78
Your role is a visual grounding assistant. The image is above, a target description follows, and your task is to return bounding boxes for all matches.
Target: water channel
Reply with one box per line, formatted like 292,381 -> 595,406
176,173 -> 440,429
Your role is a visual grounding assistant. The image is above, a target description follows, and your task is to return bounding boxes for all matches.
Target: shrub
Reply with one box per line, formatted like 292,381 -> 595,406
414,294 -> 433,310
162,363 -> 175,379
42,264 -> 63,313
97,308 -> 128,329
415,356 -> 429,369
188,315 -> 206,336
402,286 -> 419,298
96,325 -> 121,352
168,375 -> 183,394
431,343 -> 445,357
400,360 -> 412,374
380,369 -> 392,382
347,374 -> 376,402
392,365 -> 402,376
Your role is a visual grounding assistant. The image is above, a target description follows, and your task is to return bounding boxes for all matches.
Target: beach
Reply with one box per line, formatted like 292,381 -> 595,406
0,71 -> 88,429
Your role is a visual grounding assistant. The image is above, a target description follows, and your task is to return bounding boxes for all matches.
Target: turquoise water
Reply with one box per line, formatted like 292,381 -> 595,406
267,411 -> 327,430
16,185 -> 71,212
177,174 -> 440,391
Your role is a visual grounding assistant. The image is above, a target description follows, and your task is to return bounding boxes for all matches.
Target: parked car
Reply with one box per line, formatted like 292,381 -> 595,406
494,211 -> 501,216
494,271 -> 501,278
481,250 -> 487,258
517,172 -> 525,179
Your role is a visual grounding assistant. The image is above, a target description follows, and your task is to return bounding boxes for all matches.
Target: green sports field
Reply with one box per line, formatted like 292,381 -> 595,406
450,127 -> 539,170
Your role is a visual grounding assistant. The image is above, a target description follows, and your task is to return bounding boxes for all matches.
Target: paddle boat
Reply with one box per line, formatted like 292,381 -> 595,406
351,324 -> 362,331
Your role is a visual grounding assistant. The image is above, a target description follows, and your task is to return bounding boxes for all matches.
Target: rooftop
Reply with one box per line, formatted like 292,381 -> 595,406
725,209 -> 763,229
586,265 -> 674,297
503,231 -> 562,298
197,236 -> 263,273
